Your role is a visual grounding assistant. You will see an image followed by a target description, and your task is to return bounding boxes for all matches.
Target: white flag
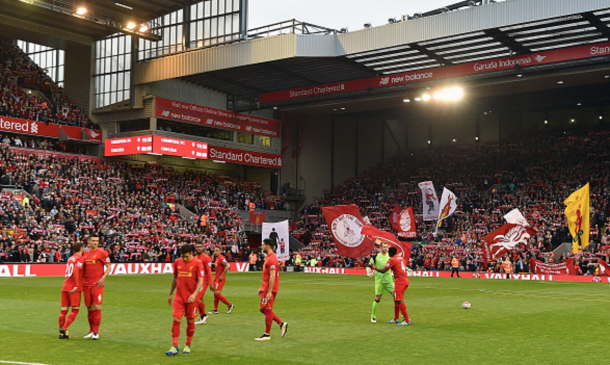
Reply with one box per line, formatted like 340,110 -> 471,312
504,208 -> 529,226
262,220 -> 290,262
418,181 -> 439,221
436,188 -> 458,231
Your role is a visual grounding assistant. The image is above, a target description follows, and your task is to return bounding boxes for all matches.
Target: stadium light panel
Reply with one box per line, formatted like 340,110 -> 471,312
475,137 -> 479,141
76,6 -> 87,15
126,22 -> 137,30
600,116 -> 603,120
422,94 -> 431,101
403,98 -> 411,103
544,120 -> 548,124
19,0 -> 33,3
414,97 -> 422,101
139,25 -> 149,33
115,2 -> 133,10
428,140 -> 431,144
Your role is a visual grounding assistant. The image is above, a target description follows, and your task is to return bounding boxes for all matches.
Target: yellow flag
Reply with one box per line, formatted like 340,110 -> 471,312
564,183 -> 589,253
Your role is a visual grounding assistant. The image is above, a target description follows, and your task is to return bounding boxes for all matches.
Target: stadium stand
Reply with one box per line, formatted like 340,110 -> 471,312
0,38 -> 99,130
0,145 -> 287,264
291,128 -> 610,274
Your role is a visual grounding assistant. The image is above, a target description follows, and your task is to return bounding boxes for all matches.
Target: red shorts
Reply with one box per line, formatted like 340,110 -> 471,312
173,297 -> 198,319
393,284 -> 408,302
84,286 -> 104,307
61,291 -> 81,307
213,279 -> 225,292
258,291 -> 277,310
196,285 -> 208,301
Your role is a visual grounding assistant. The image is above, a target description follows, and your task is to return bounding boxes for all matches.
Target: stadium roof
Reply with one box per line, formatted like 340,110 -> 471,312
0,0 -> 193,43
134,0 -> 610,108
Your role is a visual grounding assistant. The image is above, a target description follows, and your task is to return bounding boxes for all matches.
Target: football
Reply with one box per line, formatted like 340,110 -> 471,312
462,301 -> 471,309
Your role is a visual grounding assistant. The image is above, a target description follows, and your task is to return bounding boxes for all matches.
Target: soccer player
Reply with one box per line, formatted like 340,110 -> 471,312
166,244 -> 204,356
209,247 -> 234,314
255,238 -> 288,341
82,234 -> 111,340
194,242 -> 213,325
367,241 -> 393,323
58,241 -> 85,339
372,246 -> 411,326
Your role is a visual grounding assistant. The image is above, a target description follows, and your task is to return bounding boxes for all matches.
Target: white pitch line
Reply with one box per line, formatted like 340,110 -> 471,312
0,361 -> 54,365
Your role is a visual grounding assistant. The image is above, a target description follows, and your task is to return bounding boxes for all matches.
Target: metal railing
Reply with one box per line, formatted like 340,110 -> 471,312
247,19 -> 340,39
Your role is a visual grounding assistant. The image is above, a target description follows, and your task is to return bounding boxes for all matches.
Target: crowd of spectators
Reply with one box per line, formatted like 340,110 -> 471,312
0,38 -> 99,130
0,144 -> 286,263
291,128 -> 610,274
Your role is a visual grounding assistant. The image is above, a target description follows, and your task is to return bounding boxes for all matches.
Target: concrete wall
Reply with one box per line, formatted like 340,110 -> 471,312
64,43 -> 92,115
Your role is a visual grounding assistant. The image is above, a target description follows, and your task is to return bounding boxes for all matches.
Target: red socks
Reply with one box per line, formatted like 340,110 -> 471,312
58,309 -> 68,329
263,309 -> 273,334
63,309 -> 79,329
399,303 -> 410,323
87,311 -> 94,331
214,293 -> 231,309
272,312 -> 282,325
172,320 -> 195,347
198,301 -> 206,317
186,321 -> 195,346
394,303 -> 400,321
172,321 -> 180,347
91,310 -> 102,333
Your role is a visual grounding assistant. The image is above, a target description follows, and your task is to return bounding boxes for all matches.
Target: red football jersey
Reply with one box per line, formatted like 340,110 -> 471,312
260,252 -> 280,293
173,258 -> 204,302
197,253 -> 213,285
83,248 -> 110,286
214,254 -> 228,282
385,256 -> 410,286
62,254 -> 85,292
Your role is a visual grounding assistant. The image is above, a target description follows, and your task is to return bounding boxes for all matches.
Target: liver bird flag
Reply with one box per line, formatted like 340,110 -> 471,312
435,188 -> 457,234
564,183 -> 589,253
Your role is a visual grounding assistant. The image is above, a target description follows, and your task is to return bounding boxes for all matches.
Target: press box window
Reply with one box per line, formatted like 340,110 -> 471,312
236,132 -> 253,144
259,136 -> 271,147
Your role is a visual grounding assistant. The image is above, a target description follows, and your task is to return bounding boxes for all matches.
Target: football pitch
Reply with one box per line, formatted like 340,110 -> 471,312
0,273 -> 608,365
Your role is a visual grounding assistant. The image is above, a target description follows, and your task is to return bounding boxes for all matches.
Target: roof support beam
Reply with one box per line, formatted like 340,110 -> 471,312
484,28 -> 531,55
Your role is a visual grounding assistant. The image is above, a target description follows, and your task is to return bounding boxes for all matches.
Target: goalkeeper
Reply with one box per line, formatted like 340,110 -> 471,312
366,241 -> 394,323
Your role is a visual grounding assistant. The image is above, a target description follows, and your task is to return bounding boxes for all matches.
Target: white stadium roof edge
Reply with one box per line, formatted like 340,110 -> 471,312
134,0 -> 610,100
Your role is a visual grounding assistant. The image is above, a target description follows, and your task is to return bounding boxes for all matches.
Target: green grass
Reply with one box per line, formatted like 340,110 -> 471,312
0,273 -> 608,365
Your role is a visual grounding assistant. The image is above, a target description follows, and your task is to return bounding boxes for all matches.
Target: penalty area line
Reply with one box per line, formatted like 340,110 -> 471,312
0,361 -> 54,365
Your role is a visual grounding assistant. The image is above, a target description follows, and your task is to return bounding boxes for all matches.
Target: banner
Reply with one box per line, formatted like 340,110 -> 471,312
436,187 -> 457,230
361,224 -> 412,263
250,211 -> 266,226
0,262 -> 251,277
482,224 -> 537,265
0,117 -> 100,143
564,183 -> 590,253
529,258 -> 577,276
259,41 -> 610,103
155,98 -> 281,137
389,205 -> 401,232
207,145 -> 283,168
418,181 -> 439,221
262,220 -> 290,262
504,208 -> 529,226
322,204 -> 375,258
397,207 -> 417,239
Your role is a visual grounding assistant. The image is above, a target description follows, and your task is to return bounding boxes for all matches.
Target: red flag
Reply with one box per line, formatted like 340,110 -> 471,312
250,211 -> 266,226
322,204 -> 375,258
389,205 -> 401,232
529,258 -> 577,275
482,223 -> 537,265
599,259 -> 610,276
361,224 -> 412,263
